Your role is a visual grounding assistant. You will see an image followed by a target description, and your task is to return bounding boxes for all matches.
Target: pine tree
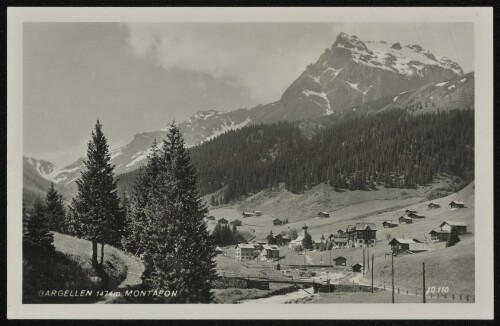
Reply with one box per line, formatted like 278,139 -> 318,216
302,230 -> 313,250
140,123 -> 217,303
45,183 -> 67,233
24,198 -> 54,250
70,120 -> 124,267
122,140 -> 161,255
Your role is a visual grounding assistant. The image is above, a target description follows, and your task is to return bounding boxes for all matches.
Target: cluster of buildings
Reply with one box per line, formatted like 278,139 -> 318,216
382,209 -> 426,228
234,242 -> 280,261
242,210 -> 263,217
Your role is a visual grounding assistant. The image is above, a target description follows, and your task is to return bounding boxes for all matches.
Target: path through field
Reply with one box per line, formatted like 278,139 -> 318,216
53,232 -> 145,303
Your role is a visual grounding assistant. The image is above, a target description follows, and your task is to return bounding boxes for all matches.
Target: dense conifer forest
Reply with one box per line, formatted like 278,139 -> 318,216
118,109 -> 474,204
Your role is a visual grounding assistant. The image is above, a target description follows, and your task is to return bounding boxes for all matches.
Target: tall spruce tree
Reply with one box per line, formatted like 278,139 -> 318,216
45,183 -> 66,233
122,140 -> 161,255
24,198 -> 54,250
70,120 -> 124,267
140,123 -> 217,303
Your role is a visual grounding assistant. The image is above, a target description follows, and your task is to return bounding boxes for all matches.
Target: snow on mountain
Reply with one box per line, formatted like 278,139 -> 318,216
49,32 -> 468,192
24,157 -> 59,181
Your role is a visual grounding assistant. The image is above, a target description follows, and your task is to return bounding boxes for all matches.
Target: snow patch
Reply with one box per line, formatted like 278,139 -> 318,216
126,153 -> 148,168
447,84 -> 456,91
436,82 -> 448,87
393,96 -> 398,103
204,117 -> 252,142
460,78 -> 467,83
302,90 -> 332,115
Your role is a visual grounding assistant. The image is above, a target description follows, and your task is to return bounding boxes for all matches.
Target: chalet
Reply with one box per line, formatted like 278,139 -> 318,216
429,229 -> 450,242
230,219 -> 242,226
428,203 -> 441,209
281,235 -> 292,244
314,239 -> 327,250
449,201 -> 465,209
235,243 -> 256,261
346,223 -> 377,247
405,209 -> 417,215
260,245 -> 280,261
207,215 -> 216,221
439,221 -> 468,234
217,218 -> 229,226
398,216 -> 413,224
333,256 -> 347,267
254,210 -> 262,216
337,229 -> 346,236
318,211 -> 330,218
388,238 -> 416,253
408,212 -> 425,219
352,263 -> 363,273
332,237 -> 348,249
215,246 -> 224,254
407,243 -> 431,253
273,218 -> 284,226
242,212 -> 255,217
383,220 -> 399,228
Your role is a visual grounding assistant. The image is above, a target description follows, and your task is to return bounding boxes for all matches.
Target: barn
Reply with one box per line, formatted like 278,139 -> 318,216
383,220 -> 399,228
318,211 -> 330,218
428,203 -> 441,209
333,256 -> 347,267
388,238 -> 415,252
439,221 -> 468,234
230,219 -> 242,226
398,216 -> 413,224
449,201 -> 465,209
429,229 -> 450,242
273,218 -> 284,226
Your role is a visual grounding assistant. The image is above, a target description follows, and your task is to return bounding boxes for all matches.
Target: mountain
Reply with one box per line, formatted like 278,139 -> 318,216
23,157 -> 73,207
49,32 -> 467,192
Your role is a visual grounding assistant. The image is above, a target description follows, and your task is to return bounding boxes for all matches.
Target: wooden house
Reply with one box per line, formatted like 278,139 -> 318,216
405,209 -> 417,215
318,211 -> 330,218
408,212 -> 425,219
388,238 -> 415,252
383,220 -> 399,228
407,243 -> 431,253
242,212 -> 255,217
333,256 -> 347,266
429,229 -> 450,242
398,216 -> 413,224
439,221 -> 468,234
260,245 -> 280,261
449,201 -> 465,209
352,263 -> 363,273
428,203 -> 441,209
332,237 -> 348,249
230,219 -> 242,226
346,223 -> 377,247
254,210 -> 262,216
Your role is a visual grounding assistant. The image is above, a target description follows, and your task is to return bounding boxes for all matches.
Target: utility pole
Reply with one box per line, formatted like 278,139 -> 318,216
363,246 -> 365,275
423,262 -> 426,304
391,252 -> 395,303
371,254 -> 374,294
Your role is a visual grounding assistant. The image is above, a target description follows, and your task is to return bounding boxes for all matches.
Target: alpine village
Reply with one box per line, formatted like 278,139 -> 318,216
23,32 -> 475,304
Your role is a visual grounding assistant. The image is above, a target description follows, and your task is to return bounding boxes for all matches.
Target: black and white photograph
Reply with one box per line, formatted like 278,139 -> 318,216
7,6 -> 493,319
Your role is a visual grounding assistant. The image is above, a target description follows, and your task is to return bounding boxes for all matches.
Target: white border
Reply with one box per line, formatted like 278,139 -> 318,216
7,7 -> 494,319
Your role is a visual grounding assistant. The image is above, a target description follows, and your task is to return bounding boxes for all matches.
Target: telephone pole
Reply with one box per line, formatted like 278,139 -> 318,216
363,246 -> 365,274
391,252 -> 395,303
423,262 -> 426,304
371,254 -> 374,294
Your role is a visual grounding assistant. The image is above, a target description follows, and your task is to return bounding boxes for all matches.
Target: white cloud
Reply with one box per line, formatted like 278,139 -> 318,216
125,23 -> 327,103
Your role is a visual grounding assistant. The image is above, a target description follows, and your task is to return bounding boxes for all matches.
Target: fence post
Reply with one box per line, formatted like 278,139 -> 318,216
398,288 -> 400,294
452,294 -> 455,300
466,295 -> 469,302
460,294 -> 462,301
444,293 -> 447,300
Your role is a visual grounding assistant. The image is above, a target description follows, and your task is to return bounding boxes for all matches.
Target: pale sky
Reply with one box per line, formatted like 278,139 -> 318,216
23,22 -> 473,167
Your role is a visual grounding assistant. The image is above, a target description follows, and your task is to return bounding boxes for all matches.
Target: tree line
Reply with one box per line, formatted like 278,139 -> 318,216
186,109 -> 474,203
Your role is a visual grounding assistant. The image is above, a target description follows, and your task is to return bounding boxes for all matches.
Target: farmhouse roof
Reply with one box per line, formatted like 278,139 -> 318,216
218,218 -> 228,223
429,229 -> 450,234
389,238 -> 416,245
440,221 -> 467,227
333,256 -> 347,261
348,222 -> 377,231
237,243 -> 256,249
